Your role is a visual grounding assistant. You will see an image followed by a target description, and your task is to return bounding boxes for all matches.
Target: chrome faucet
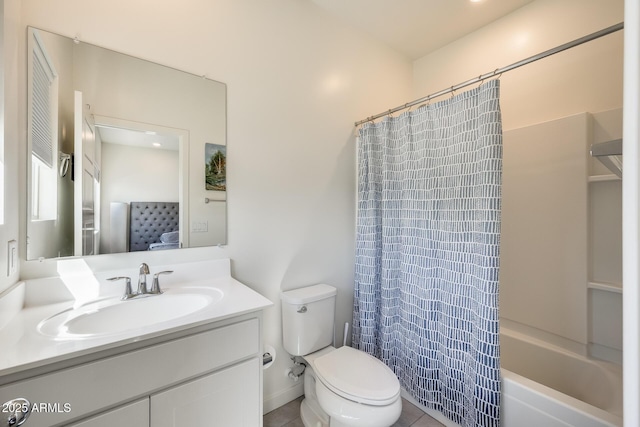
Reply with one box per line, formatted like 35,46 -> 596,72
108,264 -> 172,300
138,263 -> 150,294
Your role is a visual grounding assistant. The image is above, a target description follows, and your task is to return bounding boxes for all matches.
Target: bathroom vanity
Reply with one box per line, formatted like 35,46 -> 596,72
0,259 -> 272,427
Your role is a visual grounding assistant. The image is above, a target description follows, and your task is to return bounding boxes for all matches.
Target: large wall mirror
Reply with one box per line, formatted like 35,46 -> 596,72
26,27 -> 227,260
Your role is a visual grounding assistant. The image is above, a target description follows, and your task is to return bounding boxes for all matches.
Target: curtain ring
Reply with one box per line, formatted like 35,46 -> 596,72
476,74 -> 485,88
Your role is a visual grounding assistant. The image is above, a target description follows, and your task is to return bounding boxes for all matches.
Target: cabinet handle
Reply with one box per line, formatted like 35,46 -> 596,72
4,398 -> 31,426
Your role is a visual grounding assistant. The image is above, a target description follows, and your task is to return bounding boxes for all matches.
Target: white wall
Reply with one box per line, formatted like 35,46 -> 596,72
0,0 -> 21,292
413,0 -> 623,132
17,0 -> 413,411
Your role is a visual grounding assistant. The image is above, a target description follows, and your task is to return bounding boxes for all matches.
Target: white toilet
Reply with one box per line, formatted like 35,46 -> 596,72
281,284 -> 402,427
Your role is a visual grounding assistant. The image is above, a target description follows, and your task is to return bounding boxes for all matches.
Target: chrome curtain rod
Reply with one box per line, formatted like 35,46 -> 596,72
355,22 -> 624,127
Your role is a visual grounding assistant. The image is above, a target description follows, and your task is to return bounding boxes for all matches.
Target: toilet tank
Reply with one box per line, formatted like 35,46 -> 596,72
281,284 -> 337,356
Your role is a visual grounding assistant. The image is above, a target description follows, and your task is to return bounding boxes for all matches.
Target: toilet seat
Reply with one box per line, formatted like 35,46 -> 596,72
313,346 -> 400,406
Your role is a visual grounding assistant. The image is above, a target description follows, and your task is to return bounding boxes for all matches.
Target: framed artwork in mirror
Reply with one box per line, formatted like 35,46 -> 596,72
205,143 -> 226,191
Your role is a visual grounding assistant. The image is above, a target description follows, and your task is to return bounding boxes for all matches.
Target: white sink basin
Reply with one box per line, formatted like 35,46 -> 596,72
37,287 -> 224,339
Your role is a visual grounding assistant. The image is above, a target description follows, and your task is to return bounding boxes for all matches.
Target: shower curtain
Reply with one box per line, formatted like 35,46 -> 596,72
353,80 -> 503,427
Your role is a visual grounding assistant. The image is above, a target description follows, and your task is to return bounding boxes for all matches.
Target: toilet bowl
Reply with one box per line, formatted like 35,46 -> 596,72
305,346 -> 402,427
281,284 -> 402,427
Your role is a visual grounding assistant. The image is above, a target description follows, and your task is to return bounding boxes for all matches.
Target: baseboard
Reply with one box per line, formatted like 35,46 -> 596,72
263,382 -> 304,414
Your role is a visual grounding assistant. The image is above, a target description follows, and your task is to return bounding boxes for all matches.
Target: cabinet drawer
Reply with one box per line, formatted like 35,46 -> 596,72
0,318 -> 258,426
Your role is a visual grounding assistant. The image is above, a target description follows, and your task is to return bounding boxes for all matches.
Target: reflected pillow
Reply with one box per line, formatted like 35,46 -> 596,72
160,231 -> 179,243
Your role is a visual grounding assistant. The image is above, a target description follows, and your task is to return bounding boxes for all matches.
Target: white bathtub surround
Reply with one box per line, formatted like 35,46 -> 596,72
0,258 -> 273,381
400,326 -> 623,427
401,328 -> 623,427
500,110 -> 623,367
501,113 -> 590,345
502,371 -> 621,427
501,326 -> 622,426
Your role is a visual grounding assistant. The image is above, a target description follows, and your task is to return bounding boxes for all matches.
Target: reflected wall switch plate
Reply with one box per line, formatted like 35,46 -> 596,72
191,221 -> 209,233
7,240 -> 17,276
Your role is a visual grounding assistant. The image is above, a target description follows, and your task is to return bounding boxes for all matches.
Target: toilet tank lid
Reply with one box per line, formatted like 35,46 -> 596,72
281,284 -> 337,304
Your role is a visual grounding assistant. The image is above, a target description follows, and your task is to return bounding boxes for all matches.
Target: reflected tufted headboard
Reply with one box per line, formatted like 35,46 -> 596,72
129,202 -> 179,251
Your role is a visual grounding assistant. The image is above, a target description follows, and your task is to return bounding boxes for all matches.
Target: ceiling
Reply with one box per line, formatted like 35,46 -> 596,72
310,0 -> 536,60
96,126 -> 180,151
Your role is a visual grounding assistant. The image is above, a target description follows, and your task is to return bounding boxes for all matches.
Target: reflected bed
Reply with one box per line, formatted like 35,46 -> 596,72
129,202 -> 179,251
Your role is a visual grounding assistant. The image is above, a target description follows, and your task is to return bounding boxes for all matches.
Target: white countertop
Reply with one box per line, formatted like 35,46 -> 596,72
0,275 -> 273,380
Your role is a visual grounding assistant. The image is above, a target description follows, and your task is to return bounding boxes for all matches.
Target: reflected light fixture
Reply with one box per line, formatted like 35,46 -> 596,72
152,142 -> 162,148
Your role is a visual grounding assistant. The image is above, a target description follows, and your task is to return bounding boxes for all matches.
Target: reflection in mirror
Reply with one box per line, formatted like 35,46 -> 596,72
26,27 -> 227,260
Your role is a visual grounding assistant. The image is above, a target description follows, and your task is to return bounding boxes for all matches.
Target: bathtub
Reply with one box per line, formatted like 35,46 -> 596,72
402,327 -> 623,427
500,327 -> 623,427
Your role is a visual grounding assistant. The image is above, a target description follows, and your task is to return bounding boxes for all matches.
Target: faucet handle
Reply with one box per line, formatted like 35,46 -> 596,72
107,276 -> 135,300
150,271 -> 173,295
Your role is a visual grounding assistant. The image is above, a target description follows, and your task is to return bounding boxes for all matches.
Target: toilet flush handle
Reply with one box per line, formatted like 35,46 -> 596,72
297,305 -> 307,313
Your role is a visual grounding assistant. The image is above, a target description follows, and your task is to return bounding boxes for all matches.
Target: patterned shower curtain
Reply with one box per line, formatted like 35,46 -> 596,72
353,80 -> 503,427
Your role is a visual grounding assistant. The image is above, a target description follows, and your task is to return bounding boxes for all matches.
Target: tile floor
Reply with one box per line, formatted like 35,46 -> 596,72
264,396 -> 444,427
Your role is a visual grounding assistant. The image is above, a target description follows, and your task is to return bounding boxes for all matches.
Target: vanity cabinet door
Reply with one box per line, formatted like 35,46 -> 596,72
150,357 -> 260,427
0,318 -> 259,426
67,399 -> 149,427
